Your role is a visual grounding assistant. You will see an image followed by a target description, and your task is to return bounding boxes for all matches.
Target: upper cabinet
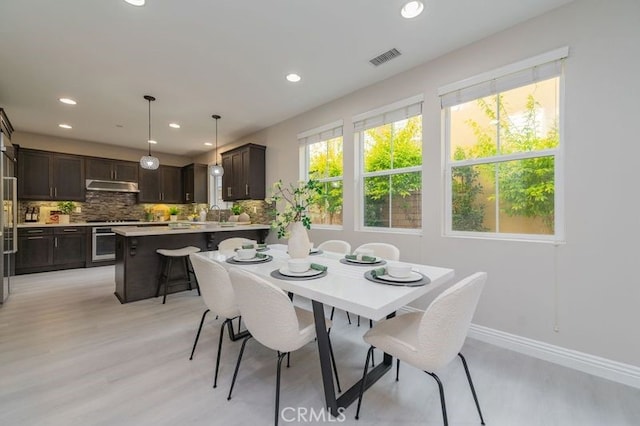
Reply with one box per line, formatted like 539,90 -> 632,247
18,149 -> 85,201
138,165 -> 183,203
182,163 -> 208,203
221,144 -> 266,201
86,158 -> 138,182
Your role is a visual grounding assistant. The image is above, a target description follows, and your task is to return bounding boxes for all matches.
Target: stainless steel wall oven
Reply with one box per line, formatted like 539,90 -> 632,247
92,227 -> 115,262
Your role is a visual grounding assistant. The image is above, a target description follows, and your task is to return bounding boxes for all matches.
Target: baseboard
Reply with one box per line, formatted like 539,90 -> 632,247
398,307 -> 640,389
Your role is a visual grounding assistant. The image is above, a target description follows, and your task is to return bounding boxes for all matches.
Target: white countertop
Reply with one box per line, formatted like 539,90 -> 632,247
18,221 -> 148,228
111,223 -> 270,237
18,221 -> 270,229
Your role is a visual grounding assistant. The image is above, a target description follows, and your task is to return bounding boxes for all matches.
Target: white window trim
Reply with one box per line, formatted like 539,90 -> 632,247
299,120 -> 344,230
354,96 -> 424,233
441,53 -> 566,243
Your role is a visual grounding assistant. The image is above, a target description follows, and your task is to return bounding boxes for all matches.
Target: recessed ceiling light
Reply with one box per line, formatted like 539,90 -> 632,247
401,1 -> 424,19
148,140 -> 157,144
286,73 -> 301,83
169,123 -> 180,129
58,124 -> 72,129
59,97 -> 77,105
204,142 -> 213,146
124,0 -> 145,6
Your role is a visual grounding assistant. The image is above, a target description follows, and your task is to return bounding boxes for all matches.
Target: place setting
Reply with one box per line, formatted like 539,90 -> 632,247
271,258 -> 328,281
364,261 -> 430,287
340,248 -> 386,266
226,247 -> 273,264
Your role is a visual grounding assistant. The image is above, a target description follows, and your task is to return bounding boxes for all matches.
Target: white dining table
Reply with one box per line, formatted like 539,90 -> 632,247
193,245 -> 455,416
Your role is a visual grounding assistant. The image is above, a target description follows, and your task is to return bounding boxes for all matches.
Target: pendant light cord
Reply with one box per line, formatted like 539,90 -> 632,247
212,114 -> 221,165
148,97 -> 152,156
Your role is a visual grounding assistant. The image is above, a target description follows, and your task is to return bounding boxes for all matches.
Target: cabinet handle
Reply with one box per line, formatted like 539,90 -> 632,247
50,187 -> 53,197
186,193 -> 190,201
27,230 -> 44,234
55,237 -> 58,248
63,229 -> 78,232
227,187 -> 232,197
245,184 -> 249,195
27,236 -> 44,240
54,187 -> 57,197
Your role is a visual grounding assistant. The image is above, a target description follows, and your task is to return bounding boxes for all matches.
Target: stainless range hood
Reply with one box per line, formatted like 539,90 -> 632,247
85,179 -> 139,193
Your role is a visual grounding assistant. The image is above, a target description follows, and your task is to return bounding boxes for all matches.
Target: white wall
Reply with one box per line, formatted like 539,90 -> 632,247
207,0 -> 640,367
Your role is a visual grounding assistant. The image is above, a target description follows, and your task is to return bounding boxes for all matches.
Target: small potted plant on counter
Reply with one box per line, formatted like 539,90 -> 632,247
57,201 -> 75,224
168,206 -> 180,222
229,204 -> 242,222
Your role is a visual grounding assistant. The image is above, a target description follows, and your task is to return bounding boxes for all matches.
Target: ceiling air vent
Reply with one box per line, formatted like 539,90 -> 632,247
369,48 -> 401,66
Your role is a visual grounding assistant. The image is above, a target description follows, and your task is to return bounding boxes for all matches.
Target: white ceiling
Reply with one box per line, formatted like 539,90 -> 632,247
0,0 -> 572,157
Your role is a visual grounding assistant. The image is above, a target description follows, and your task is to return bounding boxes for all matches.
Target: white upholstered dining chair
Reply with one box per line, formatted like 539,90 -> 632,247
354,242 -> 400,262
353,242 -> 401,327
227,267 -> 341,426
317,239 -> 352,255
355,272 -> 487,425
217,237 -> 255,253
188,253 -> 249,388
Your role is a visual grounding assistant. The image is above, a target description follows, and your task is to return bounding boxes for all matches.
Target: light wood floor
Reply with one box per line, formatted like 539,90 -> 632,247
1,266 -> 639,426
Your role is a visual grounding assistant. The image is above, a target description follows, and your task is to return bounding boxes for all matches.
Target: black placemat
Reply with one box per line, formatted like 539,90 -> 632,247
270,269 -> 328,281
226,255 -> 273,265
339,258 -> 386,267
364,270 -> 430,287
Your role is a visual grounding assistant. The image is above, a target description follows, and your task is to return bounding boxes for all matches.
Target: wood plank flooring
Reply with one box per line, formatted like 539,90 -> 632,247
1,266 -> 639,425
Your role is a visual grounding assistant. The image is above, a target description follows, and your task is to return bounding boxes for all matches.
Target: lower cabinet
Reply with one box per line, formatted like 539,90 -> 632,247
16,227 -> 86,274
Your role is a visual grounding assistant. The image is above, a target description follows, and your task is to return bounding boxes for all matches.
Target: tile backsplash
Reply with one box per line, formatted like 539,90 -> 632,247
18,191 -> 270,224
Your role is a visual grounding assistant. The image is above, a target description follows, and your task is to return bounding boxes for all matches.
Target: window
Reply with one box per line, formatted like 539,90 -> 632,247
440,48 -> 567,241
299,121 -> 343,227
208,169 -> 230,210
354,96 -> 423,231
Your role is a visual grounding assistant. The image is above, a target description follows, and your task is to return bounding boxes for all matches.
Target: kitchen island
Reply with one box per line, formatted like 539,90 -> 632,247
112,223 -> 270,303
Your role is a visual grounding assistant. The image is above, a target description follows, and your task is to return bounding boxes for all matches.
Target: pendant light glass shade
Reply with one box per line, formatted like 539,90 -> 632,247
210,114 -> 224,177
140,95 -> 160,170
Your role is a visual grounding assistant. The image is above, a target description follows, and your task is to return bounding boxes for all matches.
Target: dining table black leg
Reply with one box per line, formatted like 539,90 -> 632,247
312,300 -> 339,417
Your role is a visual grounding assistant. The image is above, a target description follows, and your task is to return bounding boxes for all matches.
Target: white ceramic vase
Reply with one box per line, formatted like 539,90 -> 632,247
287,221 -> 310,259
170,215 -> 178,222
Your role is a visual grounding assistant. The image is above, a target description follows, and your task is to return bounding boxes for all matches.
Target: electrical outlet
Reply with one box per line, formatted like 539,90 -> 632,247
253,207 -> 257,213
75,206 -> 82,213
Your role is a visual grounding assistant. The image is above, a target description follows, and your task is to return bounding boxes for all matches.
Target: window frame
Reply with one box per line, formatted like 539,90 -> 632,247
353,95 -> 424,234
440,49 -> 567,243
298,120 -> 344,230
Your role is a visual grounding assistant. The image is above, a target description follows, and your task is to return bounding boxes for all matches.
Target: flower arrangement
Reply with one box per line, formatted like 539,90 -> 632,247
268,179 -> 322,239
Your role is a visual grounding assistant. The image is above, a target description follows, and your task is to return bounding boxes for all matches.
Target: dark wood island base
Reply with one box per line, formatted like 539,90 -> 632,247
114,226 -> 269,303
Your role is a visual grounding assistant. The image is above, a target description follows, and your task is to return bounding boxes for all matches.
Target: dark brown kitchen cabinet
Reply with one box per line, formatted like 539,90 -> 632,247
16,226 -> 86,274
138,165 -> 183,203
52,227 -> 86,266
18,149 -> 85,201
182,163 -> 208,203
16,228 -> 53,270
86,158 -> 138,182
220,144 -> 265,201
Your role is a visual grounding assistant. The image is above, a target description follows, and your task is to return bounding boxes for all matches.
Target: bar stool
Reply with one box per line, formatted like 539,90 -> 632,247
156,246 -> 201,304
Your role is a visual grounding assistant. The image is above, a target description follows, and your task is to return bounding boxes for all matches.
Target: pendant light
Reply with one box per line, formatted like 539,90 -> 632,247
210,114 -> 224,177
140,95 -> 160,170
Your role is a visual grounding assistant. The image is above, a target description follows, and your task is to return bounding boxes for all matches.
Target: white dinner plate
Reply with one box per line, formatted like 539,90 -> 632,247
376,271 -> 423,283
279,267 -> 324,277
345,256 -> 380,264
233,255 -> 269,263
